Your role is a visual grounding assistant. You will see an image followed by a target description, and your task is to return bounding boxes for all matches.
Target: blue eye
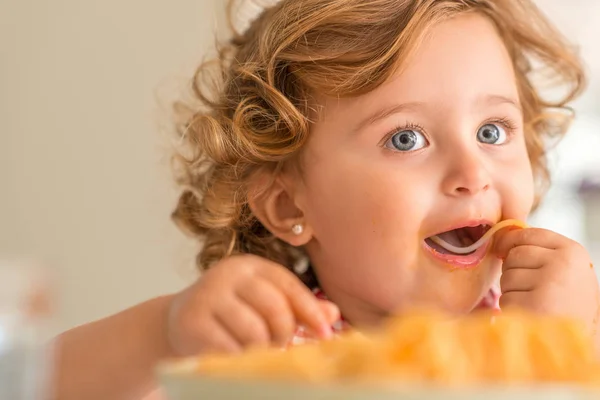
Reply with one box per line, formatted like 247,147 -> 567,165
385,130 -> 428,152
477,123 -> 507,145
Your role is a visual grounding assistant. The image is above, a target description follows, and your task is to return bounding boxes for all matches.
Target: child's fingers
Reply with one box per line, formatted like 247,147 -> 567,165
501,245 -> 553,271
258,266 -> 333,339
500,267 -> 538,293
296,301 -> 342,341
194,316 -> 243,354
493,228 -> 565,259
318,300 -> 341,324
214,296 -> 271,348
499,291 -> 532,311
236,279 -> 296,346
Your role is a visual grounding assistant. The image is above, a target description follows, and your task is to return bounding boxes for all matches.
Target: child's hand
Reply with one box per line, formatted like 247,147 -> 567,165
493,227 -> 600,335
166,254 -> 339,356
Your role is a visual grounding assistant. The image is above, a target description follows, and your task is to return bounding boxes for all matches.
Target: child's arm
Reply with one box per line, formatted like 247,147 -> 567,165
51,255 -> 337,400
53,295 -> 174,400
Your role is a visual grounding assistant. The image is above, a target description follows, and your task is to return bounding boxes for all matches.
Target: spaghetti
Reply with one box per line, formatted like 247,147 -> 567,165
430,219 -> 528,255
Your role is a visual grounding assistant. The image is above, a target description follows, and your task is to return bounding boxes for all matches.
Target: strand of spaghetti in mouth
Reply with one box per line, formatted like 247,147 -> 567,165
430,219 -> 528,255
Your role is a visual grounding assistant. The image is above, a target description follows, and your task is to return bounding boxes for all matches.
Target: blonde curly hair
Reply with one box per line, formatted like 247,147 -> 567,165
172,0 -> 585,273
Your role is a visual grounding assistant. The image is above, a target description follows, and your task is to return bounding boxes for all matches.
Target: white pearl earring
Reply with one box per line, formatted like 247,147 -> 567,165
291,224 -> 304,235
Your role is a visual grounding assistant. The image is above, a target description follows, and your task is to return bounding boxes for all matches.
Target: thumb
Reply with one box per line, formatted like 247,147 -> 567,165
491,225 -> 524,259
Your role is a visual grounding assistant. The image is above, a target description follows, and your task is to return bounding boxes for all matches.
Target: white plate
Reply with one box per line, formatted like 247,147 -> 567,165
157,359 -> 600,400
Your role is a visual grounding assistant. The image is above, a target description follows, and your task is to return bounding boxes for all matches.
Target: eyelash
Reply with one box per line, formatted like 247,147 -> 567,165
485,117 -> 519,136
379,117 -> 519,148
380,121 -> 427,147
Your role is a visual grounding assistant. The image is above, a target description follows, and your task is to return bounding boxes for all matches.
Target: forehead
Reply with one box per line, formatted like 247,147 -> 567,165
316,13 -> 518,121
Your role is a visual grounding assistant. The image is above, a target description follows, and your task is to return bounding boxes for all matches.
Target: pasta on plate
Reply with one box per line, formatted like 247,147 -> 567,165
188,311 -> 600,387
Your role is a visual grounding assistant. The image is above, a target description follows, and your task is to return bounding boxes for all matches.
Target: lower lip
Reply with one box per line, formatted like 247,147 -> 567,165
422,239 -> 490,269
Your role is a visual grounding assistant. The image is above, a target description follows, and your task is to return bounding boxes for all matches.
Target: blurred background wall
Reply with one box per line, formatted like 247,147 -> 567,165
0,0 -> 225,333
1,0 -> 599,334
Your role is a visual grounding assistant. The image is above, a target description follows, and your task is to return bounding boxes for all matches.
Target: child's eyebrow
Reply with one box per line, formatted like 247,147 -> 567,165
478,94 -> 522,112
352,101 -> 425,134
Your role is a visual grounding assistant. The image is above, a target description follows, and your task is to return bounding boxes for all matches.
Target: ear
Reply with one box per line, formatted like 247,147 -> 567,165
248,172 -> 312,247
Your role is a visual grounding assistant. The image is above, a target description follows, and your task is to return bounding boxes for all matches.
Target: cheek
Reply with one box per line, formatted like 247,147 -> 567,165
499,147 -> 535,218
301,156 -> 426,267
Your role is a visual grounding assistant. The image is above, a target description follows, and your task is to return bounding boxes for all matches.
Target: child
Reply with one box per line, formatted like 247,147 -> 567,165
53,0 -> 598,399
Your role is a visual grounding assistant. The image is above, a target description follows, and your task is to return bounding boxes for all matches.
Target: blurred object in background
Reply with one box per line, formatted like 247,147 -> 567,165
579,177 -> 600,243
0,259 -> 54,400
579,176 -> 600,277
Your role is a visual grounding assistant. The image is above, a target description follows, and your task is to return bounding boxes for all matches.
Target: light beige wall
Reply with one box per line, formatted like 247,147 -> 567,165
0,0 -> 226,332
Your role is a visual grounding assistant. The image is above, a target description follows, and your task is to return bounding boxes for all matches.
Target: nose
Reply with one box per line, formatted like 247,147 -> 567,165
441,150 -> 491,197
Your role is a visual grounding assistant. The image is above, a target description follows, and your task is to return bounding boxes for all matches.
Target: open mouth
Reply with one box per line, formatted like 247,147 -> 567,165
424,224 -> 492,256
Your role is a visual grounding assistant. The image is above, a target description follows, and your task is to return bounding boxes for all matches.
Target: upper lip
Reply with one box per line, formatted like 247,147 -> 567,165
424,219 -> 496,239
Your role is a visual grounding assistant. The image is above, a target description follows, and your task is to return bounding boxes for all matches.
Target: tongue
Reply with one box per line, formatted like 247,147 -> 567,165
425,238 -> 454,254
436,229 -> 469,247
